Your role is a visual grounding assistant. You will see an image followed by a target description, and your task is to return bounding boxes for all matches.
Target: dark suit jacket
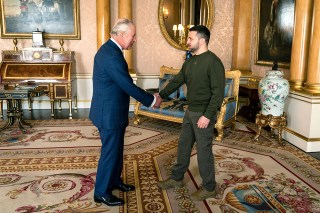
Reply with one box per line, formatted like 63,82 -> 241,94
89,40 -> 154,129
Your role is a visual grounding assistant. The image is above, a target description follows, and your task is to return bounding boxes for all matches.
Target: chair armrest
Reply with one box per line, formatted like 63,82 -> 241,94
221,96 -> 237,106
145,88 -> 159,94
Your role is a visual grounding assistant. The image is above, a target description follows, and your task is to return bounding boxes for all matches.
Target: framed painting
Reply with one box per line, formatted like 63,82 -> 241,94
0,0 -> 80,39
256,0 -> 295,68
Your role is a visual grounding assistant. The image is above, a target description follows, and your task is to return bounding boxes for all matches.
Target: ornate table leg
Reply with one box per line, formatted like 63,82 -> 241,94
13,100 -> 31,133
49,84 -> 55,117
74,95 -> 78,110
0,100 -> 14,131
68,99 -> 72,119
253,124 -> 263,141
16,99 -> 32,127
0,100 -> 3,119
253,113 -> 271,142
278,127 -> 283,145
28,96 -> 33,111
58,99 -> 62,110
50,99 -> 55,117
0,89 -> 41,133
253,112 -> 287,145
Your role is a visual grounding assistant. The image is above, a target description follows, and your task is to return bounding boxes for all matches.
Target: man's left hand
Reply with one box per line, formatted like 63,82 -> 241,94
197,116 -> 210,128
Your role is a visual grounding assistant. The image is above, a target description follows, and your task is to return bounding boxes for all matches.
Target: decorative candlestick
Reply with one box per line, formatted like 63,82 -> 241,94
173,25 -> 177,37
59,39 -> 64,52
13,38 -> 18,51
178,24 -> 184,44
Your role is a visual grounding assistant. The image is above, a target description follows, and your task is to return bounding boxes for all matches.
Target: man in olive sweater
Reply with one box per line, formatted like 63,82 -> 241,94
157,25 -> 225,201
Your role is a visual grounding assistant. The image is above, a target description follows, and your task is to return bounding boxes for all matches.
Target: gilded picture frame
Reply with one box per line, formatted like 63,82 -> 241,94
0,0 -> 80,39
256,0 -> 295,68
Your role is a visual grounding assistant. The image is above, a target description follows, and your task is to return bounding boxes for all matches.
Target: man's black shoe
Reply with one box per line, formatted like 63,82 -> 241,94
94,195 -> 124,206
115,183 -> 135,192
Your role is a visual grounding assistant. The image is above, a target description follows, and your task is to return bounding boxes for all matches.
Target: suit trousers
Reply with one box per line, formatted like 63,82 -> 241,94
95,128 -> 125,197
170,109 -> 216,191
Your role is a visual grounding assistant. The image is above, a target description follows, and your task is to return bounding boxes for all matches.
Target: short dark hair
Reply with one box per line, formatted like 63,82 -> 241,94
189,25 -> 210,45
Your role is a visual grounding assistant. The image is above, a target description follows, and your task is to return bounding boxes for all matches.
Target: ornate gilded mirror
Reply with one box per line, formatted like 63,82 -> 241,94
159,0 -> 214,50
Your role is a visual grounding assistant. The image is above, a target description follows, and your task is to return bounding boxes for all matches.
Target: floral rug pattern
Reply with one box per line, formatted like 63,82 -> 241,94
0,118 -> 319,213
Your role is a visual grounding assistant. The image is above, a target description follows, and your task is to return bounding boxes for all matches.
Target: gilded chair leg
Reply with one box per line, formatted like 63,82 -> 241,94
133,115 -> 141,125
231,120 -> 236,130
215,124 -> 224,142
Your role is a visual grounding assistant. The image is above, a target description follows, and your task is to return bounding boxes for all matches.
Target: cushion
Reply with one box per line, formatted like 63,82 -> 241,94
140,99 -> 188,118
224,101 -> 237,122
224,78 -> 234,97
159,74 -> 178,100
178,84 -> 187,100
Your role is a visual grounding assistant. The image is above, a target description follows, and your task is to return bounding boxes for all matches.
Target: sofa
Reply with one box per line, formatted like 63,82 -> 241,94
134,66 -> 241,142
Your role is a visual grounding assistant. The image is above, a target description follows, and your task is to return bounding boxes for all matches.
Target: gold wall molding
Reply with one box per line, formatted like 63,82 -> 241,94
289,80 -> 304,91
289,80 -> 305,91
291,89 -> 320,97
288,91 -> 320,102
284,127 -> 320,142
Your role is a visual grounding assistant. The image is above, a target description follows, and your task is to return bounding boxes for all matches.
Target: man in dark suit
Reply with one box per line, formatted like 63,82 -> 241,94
89,18 -> 162,206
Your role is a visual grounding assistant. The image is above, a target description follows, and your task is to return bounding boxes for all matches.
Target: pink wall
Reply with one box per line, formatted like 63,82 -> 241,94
133,0 -> 234,75
0,0 -> 267,77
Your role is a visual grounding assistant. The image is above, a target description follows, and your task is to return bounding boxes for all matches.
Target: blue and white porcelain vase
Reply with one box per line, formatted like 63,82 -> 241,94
258,66 -> 289,116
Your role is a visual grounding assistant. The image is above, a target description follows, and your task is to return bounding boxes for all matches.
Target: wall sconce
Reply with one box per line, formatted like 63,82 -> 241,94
173,24 -> 193,47
173,25 -> 177,37
163,7 -> 169,19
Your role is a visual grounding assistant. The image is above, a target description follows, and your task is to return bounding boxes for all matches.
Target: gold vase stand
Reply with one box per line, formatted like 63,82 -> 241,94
253,112 -> 287,145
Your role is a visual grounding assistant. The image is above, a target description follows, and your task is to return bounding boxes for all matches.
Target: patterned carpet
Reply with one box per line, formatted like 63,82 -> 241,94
0,118 -> 319,213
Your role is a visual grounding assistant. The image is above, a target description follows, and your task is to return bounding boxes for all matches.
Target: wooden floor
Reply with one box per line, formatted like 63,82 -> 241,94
1,108 -> 319,160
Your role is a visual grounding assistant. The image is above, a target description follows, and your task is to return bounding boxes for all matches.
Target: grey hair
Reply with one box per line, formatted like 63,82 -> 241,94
111,18 -> 134,35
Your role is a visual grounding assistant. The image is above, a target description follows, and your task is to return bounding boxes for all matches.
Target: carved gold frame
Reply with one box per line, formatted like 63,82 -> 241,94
0,0 -> 80,39
255,0 -> 294,68
158,0 -> 214,50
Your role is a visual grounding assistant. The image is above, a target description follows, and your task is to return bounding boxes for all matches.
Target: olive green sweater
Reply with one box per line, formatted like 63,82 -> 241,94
159,50 -> 225,119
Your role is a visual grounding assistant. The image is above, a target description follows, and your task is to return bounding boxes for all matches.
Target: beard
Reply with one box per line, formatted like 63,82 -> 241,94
188,43 -> 199,53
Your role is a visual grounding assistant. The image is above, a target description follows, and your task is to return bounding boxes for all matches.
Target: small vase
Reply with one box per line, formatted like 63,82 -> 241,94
258,69 -> 289,116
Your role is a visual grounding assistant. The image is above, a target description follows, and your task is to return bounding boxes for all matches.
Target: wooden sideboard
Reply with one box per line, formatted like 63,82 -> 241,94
0,48 -> 77,118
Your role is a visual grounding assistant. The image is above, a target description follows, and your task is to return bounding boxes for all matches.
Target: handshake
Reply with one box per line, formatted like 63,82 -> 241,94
153,93 -> 162,108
